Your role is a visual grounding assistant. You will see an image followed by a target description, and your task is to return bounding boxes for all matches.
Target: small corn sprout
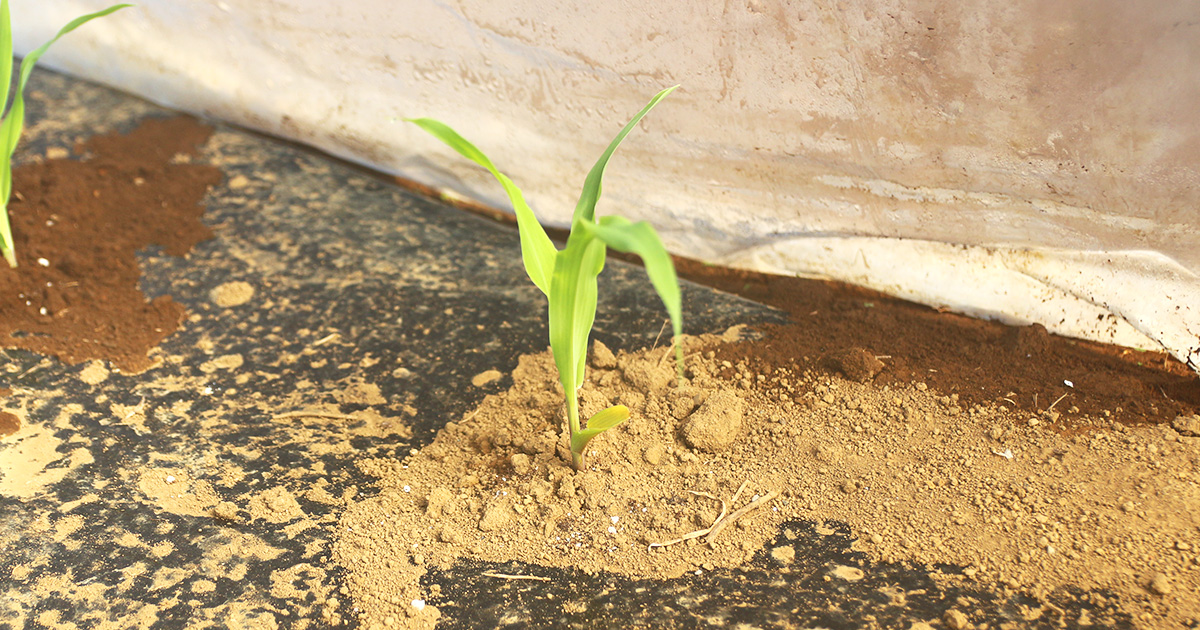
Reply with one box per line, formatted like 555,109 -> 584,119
409,86 -> 684,470
0,1 -> 132,267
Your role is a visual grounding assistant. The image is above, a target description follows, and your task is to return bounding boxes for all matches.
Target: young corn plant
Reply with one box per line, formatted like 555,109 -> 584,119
0,1 -> 132,268
409,86 -> 684,470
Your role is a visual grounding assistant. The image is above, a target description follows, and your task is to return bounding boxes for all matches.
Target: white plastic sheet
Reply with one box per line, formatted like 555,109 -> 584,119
12,0 -> 1199,372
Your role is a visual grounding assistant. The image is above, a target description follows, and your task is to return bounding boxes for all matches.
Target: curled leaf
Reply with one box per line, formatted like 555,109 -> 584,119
569,404 -> 630,456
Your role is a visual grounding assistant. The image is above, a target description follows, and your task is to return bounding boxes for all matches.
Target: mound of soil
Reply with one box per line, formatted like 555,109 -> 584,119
336,330 -> 1200,629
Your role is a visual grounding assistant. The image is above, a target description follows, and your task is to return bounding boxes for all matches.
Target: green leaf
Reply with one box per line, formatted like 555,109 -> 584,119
7,3 -> 133,156
569,404 -> 630,455
587,404 -> 630,431
0,95 -> 23,200
16,4 -> 133,87
547,229 -> 606,406
406,117 -> 557,295
586,217 -> 681,334
406,87 -> 683,471
0,2 -> 133,268
1,0 -> 14,118
1,0 -> 18,267
573,85 -> 677,224
586,215 -> 684,372
545,228 -> 606,470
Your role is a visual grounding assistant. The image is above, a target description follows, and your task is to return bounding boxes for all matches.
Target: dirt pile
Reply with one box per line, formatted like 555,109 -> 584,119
335,330 -> 1200,629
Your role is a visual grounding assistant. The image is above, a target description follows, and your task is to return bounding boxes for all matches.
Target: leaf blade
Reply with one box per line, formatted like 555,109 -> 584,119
573,85 -> 677,224
587,216 -> 683,341
1,0 -> 14,116
15,4 -> 134,91
406,117 -> 557,295
0,2 -> 133,268
569,405 -> 630,455
547,229 -> 606,399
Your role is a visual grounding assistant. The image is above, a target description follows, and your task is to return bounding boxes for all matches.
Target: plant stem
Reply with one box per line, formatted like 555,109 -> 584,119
565,390 -> 584,470
0,206 -> 15,267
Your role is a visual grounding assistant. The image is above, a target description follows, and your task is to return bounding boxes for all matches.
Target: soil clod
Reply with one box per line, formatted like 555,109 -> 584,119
826,347 -> 885,382
681,389 -> 744,452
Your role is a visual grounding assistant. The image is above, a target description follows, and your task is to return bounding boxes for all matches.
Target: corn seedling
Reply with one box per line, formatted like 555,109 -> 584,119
0,1 -> 131,267
409,86 -> 684,470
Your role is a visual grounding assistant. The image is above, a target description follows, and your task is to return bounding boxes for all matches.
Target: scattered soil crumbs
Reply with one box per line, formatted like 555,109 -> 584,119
336,330 -> 1200,629
0,116 -> 222,372
0,402 -> 93,499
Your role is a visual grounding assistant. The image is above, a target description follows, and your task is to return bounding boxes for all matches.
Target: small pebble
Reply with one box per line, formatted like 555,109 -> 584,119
471,370 -> 502,387
1149,573 -> 1173,596
943,609 -> 970,630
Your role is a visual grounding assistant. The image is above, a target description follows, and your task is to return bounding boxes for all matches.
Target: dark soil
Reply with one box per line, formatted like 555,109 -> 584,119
673,260 -> 1199,428
0,117 -> 221,373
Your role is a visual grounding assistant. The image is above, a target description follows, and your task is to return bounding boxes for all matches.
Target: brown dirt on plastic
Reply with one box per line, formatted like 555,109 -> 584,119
671,260 -> 1199,427
335,329 -> 1200,629
0,116 -> 222,373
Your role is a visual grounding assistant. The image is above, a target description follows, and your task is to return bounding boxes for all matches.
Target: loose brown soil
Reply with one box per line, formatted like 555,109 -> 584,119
328,174 -> 1200,629
335,332 -> 1200,629
672,259 -> 1199,428
0,116 -> 221,374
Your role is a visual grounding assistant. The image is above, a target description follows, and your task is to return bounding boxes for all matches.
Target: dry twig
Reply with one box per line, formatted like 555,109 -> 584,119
705,489 -> 780,545
273,410 -> 360,421
650,318 -> 670,350
649,481 -> 776,548
482,572 -> 551,582
312,332 -> 341,347
649,489 -> 728,548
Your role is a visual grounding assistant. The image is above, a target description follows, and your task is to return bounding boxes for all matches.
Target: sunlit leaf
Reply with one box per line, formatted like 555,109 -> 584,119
570,405 -> 630,455
587,215 -> 684,376
573,85 -> 677,224
405,117 -> 556,295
